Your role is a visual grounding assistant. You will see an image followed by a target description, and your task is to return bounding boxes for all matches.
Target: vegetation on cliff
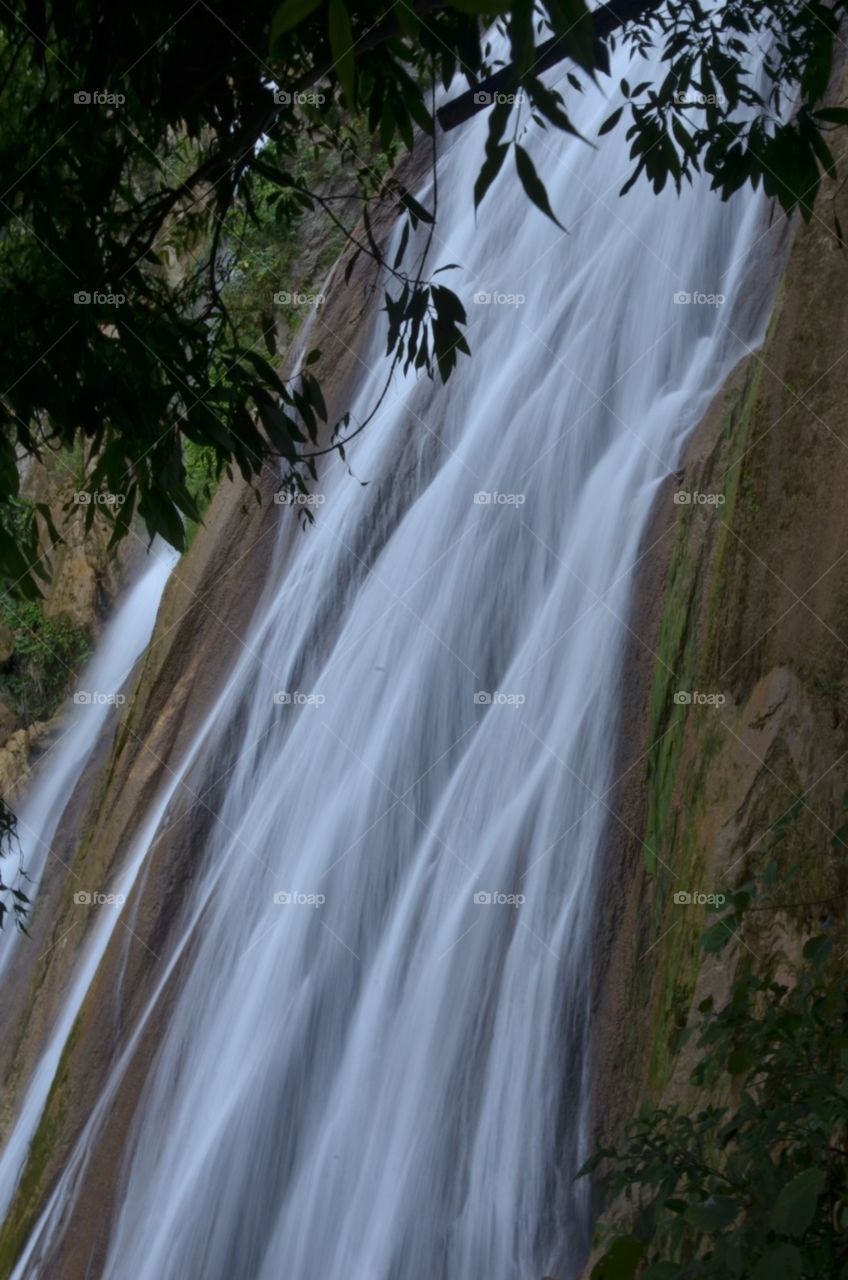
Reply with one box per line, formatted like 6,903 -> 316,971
0,603 -> 92,726
585,863 -> 848,1279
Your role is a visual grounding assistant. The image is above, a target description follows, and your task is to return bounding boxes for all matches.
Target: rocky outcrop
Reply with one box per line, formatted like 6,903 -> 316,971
584,84 -> 848,1272
0,456 -> 138,791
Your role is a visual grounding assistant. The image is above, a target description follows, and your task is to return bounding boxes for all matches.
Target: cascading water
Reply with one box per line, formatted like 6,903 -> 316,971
0,545 -> 176,978
3,43 -> 780,1280
0,545 -> 177,1220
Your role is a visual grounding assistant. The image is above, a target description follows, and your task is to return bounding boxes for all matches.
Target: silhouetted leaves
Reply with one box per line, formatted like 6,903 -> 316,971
514,144 -> 565,229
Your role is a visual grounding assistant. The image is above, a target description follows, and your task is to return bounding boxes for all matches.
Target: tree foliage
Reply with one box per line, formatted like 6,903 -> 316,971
1,0 -> 848,600
582,828 -> 848,1279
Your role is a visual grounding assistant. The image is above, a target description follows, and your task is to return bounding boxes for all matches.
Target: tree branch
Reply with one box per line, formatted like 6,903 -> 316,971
436,0 -> 665,132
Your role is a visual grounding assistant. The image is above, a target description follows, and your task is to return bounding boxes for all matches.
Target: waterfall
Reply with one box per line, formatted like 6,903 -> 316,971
0,545 -> 177,1218
3,44 -> 779,1280
0,544 -> 177,973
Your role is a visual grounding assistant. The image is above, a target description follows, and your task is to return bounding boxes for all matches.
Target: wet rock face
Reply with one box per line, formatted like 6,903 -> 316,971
0,701 -> 16,752
35,499 -> 128,633
41,549 -> 98,630
0,460 -> 135,786
0,722 -> 55,803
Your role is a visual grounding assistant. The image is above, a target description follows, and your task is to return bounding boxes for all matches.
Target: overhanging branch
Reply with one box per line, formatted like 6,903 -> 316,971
436,0 -> 665,132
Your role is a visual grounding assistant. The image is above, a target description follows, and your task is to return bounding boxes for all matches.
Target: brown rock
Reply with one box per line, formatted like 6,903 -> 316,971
0,624 -> 14,666
0,697 -> 18,746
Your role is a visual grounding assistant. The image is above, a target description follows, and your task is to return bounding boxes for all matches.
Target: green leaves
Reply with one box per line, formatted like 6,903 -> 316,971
771,1170 -> 826,1238
812,108 -> 848,126
583,860 -> 847,1280
429,284 -> 469,384
598,105 -> 624,136
545,0 -> 596,77
383,279 -> 469,387
396,188 -> 434,226
1,0 -> 847,614
270,0 -> 322,43
474,98 -> 513,210
591,1235 -> 645,1279
450,0 -> 511,11
750,1244 -> 802,1280
683,1196 -> 738,1231
328,0 -> 355,104
514,144 -> 565,230
474,141 -> 509,210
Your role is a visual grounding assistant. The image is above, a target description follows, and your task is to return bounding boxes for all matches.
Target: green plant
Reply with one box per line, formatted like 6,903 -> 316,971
584,936 -> 848,1279
0,602 -> 92,725
582,824 -> 848,1279
182,442 -> 223,547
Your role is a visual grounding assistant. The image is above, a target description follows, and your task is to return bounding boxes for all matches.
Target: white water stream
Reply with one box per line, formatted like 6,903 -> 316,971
2,43 -> 779,1280
0,545 -> 177,1221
